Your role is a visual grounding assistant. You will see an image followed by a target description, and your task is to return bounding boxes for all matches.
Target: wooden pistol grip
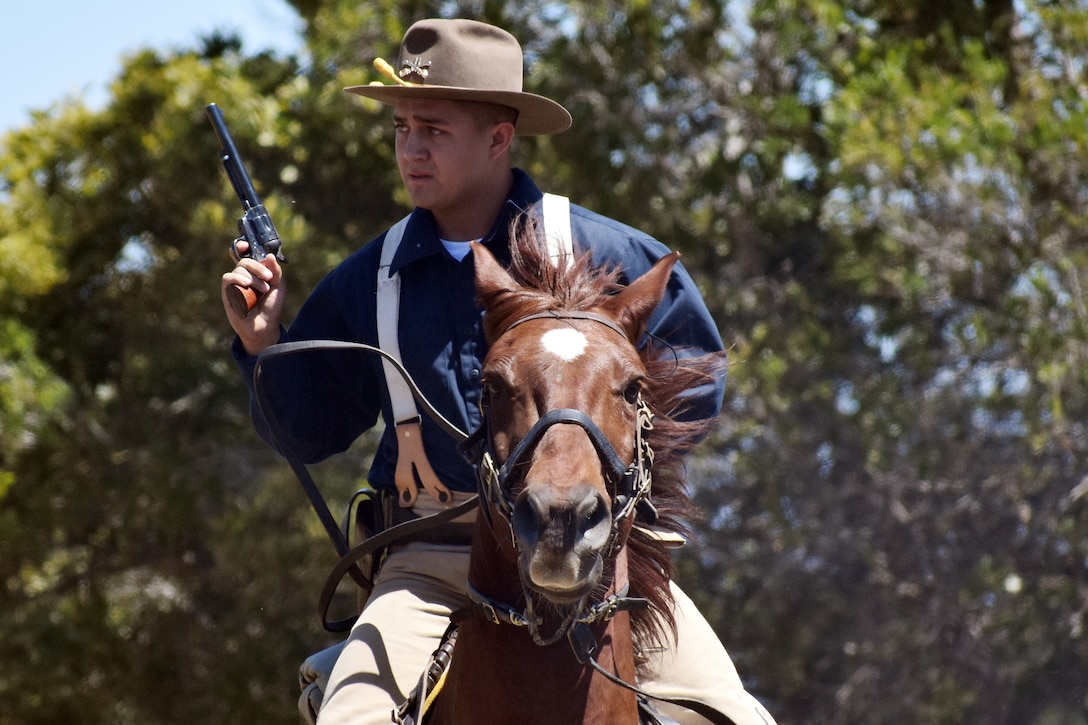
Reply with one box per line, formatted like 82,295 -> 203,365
227,284 -> 258,318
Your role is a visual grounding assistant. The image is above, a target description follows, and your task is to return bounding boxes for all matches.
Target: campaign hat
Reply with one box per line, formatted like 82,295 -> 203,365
345,18 -> 572,136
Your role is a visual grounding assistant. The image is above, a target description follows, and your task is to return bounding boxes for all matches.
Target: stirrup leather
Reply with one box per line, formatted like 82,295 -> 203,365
393,623 -> 458,725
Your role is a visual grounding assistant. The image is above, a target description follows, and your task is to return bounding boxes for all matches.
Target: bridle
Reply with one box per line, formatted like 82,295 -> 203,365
459,310 -> 658,549
456,310 -> 658,645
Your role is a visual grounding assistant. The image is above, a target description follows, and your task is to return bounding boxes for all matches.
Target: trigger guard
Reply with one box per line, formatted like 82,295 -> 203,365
230,237 -> 246,264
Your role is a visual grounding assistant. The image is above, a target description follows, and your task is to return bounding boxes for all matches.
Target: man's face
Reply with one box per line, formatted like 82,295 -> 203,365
392,98 -> 499,225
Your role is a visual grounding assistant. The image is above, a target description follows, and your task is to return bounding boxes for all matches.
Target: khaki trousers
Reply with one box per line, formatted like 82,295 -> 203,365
316,494 -> 774,725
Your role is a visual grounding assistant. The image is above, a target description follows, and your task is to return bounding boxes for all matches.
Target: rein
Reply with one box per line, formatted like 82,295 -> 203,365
254,339 -> 472,631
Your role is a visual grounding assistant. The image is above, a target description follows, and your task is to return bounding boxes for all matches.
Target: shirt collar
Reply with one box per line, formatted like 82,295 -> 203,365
388,168 -> 544,275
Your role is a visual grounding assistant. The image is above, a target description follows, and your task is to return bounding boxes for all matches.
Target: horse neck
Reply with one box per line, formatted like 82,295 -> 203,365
466,506 -> 524,605
438,513 -> 640,724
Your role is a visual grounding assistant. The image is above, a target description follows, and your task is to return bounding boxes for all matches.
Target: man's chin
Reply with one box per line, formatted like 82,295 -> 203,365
404,187 -> 437,210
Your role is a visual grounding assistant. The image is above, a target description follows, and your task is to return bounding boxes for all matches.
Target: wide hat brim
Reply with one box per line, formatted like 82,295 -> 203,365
343,18 -> 572,137
345,84 -> 572,137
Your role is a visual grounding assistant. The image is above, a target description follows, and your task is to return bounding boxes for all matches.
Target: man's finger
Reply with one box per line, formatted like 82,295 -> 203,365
230,238 -> 249,263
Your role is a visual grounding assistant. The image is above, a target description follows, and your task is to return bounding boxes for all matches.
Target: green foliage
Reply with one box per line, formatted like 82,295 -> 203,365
1,1 -> 1087,723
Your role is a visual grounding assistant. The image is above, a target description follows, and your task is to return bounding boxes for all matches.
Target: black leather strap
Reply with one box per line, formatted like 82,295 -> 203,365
252,340 -> 471,598
318,495 -> 478,632
582,651 -> 742,725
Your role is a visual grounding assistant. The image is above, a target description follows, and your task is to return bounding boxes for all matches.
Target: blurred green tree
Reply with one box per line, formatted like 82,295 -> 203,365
1,1 -> 1085,723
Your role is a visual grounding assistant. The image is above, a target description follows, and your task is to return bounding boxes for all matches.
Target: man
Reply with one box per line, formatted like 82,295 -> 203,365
222,18 -> 774,725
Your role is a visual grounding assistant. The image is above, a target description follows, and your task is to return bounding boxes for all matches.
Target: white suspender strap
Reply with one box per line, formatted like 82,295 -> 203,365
542,192 -> 574,263
377,214 -> 416,425
377,214 -> 450,506
377,195 -> 573,505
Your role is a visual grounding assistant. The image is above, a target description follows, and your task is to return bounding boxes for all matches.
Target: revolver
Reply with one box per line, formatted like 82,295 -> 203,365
206,102 -> 287,317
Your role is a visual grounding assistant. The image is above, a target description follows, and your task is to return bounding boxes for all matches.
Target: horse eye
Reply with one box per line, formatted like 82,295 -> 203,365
622,380 -> 642,404
480,376 -> 505,410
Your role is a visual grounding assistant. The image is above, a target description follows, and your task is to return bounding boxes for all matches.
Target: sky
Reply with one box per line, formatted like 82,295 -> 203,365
0,0 -> 305,133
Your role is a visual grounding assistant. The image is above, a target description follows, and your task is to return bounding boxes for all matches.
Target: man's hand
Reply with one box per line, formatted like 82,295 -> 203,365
221,239 -> 285,356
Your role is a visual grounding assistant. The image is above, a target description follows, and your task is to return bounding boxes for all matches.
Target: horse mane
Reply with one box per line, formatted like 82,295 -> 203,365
483,216 -> 727,653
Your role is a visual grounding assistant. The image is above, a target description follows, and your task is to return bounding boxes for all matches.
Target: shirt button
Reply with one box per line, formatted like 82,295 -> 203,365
470,368 -> 481,380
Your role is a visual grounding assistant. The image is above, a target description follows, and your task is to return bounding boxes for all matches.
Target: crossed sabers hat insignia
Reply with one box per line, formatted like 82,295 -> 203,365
399,56 -> 431,82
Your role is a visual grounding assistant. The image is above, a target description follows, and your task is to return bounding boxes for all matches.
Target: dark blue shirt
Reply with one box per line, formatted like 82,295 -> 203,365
234,169 -> 725,493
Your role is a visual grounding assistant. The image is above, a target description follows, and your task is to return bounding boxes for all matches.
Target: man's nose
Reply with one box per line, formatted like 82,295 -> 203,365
400,128 -> 427,159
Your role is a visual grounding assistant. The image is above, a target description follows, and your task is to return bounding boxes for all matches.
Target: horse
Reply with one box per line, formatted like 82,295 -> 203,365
419,221 -> 727,724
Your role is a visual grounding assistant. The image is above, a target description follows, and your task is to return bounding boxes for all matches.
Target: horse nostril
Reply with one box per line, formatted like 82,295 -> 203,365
511,490 -> 542,549
512,485 -> 612,553
577,490 -> 611,550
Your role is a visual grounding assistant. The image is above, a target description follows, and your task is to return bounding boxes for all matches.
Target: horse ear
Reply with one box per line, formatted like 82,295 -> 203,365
471,241 -> 525,341
471,241 -> 514,300
599,252 -> 680,342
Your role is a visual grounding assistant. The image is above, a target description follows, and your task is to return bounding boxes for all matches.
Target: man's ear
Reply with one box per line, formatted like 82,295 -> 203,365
489,121 -> 516,158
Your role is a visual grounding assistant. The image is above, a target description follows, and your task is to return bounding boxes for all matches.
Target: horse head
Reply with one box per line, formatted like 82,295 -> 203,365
470,237 -> 679,605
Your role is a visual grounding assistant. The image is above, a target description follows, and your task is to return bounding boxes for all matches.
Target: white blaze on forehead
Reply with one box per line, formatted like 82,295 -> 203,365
540,327 -> 588,362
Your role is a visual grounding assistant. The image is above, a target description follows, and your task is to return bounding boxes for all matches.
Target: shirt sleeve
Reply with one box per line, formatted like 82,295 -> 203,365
231,247 -> 385,464
644,254 -> 728,423
571,209 -> 727,423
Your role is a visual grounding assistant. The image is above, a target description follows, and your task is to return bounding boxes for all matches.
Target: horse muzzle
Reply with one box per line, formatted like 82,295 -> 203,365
511,483 -> 612,603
